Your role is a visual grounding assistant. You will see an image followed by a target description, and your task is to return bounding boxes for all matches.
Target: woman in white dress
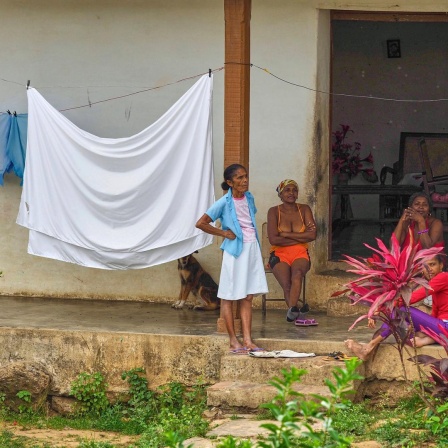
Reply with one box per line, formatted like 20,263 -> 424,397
196,164 -> 268,354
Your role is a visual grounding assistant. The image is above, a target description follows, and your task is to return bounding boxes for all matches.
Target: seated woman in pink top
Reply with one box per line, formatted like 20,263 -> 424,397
345,254 -> 448,360
393,192 -> 444,250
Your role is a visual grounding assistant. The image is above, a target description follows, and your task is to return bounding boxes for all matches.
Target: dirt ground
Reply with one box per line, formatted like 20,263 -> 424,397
1,422 -> 139,447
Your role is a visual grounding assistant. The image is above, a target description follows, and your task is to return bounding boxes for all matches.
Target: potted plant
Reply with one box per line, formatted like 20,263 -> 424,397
332,124 -> 377,184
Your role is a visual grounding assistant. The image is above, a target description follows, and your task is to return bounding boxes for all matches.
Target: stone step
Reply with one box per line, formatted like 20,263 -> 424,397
219,353 -> 365,386
207,381 -> 333,410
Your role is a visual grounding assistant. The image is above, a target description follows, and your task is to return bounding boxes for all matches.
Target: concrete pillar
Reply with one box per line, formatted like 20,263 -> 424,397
217,0 -> 251,335
224,0 -> 251,169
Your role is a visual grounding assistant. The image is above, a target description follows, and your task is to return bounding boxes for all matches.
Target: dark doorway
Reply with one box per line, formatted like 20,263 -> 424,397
330,12 -> 448,260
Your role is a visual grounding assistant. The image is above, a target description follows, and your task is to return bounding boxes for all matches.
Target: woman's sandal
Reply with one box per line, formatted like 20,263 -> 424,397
294,318 -> 318,326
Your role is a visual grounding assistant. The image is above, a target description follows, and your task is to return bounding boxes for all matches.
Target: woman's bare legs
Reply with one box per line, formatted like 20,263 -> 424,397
221,299 -> 243,350
345,334 -> 384,361
240,295 -> 259,349
221,296 -> 258,350
289,258 -> 310,308
272,259 -> 309,308
272,262 -> 292,305
410,335 -> 436,347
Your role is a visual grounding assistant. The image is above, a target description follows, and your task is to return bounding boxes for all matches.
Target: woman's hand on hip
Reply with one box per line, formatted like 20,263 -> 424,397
224,230 -> 236,240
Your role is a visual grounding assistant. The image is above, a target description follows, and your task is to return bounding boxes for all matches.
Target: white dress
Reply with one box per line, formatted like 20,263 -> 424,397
217,196 -> 268,300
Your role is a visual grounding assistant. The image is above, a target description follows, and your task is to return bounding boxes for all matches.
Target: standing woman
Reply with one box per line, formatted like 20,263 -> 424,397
393,192 -> 444,250
196,164 -> 268,353
267,180 -> 317,323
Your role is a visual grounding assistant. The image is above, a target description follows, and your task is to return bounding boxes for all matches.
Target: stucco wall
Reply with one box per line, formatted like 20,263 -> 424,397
0,0 -> 226,300
1,0 -> 448,306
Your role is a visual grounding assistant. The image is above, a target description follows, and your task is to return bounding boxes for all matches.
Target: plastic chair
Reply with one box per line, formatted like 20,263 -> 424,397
260,222 -> 306,316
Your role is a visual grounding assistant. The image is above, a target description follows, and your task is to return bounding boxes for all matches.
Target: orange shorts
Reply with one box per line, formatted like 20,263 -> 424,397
269,245 -> 309,268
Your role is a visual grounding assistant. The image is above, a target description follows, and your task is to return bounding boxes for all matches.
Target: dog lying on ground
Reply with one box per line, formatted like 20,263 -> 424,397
173,252 -> 220,310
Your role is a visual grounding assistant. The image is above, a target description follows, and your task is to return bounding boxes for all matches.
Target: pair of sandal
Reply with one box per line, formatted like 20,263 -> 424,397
294,318 -> 318,327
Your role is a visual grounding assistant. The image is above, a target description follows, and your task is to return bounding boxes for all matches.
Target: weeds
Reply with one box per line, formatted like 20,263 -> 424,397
217,358 -> 363,448
16,390 -> 32,415
71,372 -> 110,416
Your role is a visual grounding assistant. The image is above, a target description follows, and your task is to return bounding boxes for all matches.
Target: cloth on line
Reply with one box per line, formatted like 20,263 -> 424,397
0,113 -> 28,185
17,75 -> 214,269
249,350 -> 316,358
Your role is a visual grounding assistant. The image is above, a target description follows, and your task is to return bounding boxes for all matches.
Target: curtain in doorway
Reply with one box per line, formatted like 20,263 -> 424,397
17,75 -> 214,269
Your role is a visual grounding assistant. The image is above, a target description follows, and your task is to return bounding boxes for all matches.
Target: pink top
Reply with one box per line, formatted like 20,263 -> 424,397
233,196 -> 256,243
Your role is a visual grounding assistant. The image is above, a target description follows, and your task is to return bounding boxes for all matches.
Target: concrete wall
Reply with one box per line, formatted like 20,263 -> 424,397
1,0 -> 448,308
0,327 -> 442,397
0,0 -> 226,301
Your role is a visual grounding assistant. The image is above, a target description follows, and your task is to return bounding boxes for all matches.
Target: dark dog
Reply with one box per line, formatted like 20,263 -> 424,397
173,252 -> 220,310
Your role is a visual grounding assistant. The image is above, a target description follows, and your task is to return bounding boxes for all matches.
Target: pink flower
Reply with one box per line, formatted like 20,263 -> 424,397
332,125 -> 376,181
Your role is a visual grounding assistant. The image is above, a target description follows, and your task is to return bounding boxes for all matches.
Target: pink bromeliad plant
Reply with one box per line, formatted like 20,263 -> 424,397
410,325 -> 448,399
334,233 -> 447,412
334,234 -> 442,337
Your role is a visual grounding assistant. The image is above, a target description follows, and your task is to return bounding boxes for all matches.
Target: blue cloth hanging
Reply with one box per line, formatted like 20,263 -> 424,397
0,113 -> 28,185
0,114 -> 12,185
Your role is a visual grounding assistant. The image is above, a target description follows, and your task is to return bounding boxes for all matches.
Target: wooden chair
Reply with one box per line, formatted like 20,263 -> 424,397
260,222 -> 306,316
418,137 -> 448,230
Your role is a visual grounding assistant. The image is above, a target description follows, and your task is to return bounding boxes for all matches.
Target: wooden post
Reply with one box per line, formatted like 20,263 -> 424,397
217,0 -> 251,334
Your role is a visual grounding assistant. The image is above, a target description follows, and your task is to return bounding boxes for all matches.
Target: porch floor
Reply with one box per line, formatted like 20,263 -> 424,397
0,295 -> 373,344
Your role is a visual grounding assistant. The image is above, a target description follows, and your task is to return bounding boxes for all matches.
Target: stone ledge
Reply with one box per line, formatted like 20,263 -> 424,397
207,381 -> 332,410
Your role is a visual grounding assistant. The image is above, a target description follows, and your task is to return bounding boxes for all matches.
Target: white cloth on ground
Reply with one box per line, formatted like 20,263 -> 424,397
218,241 -> 268,300
249,350 -> 316,358
17,75 -> 214,269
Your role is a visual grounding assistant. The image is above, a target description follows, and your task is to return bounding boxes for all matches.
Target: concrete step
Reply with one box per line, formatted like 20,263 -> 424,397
207,381 -> 332,410
219,354 -> 365,386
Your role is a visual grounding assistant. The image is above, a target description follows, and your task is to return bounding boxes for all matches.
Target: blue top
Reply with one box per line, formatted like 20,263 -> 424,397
205,189 -> 260,257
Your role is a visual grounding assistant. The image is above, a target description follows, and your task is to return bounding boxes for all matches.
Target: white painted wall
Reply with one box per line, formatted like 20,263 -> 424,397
1,0 -> 447,303
0,0 -> 226,300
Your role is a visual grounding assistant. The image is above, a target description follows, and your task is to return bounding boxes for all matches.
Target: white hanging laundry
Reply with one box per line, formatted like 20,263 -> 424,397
17,75 -> 214,269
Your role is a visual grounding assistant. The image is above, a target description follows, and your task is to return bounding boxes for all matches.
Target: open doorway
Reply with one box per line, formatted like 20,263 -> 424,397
330,12 -> 448,260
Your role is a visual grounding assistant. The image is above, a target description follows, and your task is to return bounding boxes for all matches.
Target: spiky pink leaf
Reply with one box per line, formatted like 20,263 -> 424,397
369,290 -> 397,317
348,313 -> 369,331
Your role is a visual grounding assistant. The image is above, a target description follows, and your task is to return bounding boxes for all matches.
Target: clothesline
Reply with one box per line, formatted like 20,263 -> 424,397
1,61 -> 447,117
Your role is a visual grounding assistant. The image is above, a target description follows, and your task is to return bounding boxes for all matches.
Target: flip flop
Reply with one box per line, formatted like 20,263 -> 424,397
327,351 -> 344,358
295,318 -> 318,327
334,353 -> 354,361
322,352 -> 353,361
229,347 -> 249,355
248,347 -> 266,352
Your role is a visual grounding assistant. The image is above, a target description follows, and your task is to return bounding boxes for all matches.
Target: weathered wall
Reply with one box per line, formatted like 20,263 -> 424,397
0,0 -> 225,301
1,0 -> 448,308
0,327 -> 441,397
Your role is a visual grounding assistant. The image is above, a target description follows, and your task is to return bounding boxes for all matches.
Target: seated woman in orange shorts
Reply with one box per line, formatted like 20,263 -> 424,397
267,179 -> 317,324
